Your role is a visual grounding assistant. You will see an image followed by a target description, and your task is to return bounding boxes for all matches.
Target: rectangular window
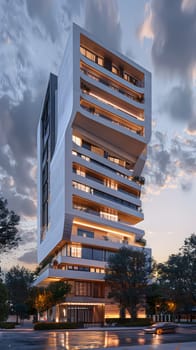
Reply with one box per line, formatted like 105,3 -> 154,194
98,57 -> 103,66
82,247 -> 93,260
71,245 -> 82,258
80,46 -> 85,55
86,50 -> 96,62
78,229 -> 94,238
72,135 -> 82,146
93,248 -> 104,261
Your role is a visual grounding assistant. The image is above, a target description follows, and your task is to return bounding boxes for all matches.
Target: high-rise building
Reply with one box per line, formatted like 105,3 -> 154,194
35,24 -> 151,323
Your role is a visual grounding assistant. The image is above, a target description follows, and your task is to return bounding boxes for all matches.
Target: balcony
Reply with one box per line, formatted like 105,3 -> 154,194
72,195 -> 143,225
80,67 -> 144,104
80,45 -> 144,88
80,102 -> 144,137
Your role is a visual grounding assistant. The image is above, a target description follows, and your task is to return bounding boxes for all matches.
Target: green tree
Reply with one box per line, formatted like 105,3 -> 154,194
0,281 -> 9,322
0,197 -> 20,254
47,281 -> 72,307
29,281 -> 72,319
5,265 -> 34,323
105,247 -> 151,320
156,233 -> 196,320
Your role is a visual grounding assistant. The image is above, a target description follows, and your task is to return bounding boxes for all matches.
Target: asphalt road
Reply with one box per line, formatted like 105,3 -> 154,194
0,325 -> 196,349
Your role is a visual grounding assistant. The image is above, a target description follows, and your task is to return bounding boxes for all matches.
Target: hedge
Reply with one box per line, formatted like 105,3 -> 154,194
34,322 -> 84,330
0,322 -> 16,329
105,318 -> 152,327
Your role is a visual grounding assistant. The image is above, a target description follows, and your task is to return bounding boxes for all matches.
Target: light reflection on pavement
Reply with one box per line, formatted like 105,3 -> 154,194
0,326 -> 196,349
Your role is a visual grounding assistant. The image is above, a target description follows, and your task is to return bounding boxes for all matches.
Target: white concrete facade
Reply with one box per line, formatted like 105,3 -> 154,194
36,24 -> 151,323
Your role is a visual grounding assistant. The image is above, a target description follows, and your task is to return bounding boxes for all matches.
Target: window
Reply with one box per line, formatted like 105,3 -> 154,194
72,181 -> 91,193
82,247 -> 93,260
100,211 -> 118,222
76,168 -> 85,177
72,135 -> 82,146
71,245 -> 82,258
78,229 -> 94,238
112,65 -> 119,75
75,281 -> 104,297
104,179 -> 118,190
97,57 -> 103,66
75,282 -> 91,296
93,248 -> 104,261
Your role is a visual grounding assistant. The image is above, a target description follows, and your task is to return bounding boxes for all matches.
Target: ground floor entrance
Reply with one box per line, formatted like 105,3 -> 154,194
57,304 -> 105,324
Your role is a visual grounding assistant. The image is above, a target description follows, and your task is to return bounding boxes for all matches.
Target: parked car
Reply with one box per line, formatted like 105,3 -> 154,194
144,322 -> 177,335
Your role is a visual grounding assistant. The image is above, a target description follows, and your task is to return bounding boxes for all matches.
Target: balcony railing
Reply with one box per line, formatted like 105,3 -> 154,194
72,149 -> 145,186
81,82 -> 144,121
80,46 -> 144,88
80,103 -> 144,136
80,67 -> 144,104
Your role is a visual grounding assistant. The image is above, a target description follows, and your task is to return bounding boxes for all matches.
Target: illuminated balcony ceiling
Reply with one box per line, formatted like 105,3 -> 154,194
73,112 -> 146,159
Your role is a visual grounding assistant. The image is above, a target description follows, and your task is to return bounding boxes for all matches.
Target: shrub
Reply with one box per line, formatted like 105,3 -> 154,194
0,322 -> 16,329
105,318 -> 152,327
34,322 -> 84,330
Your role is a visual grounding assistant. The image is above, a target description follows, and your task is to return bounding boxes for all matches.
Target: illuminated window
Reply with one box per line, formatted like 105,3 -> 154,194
81,155 -> 90,161
71,245 -> 82,258
98,57 -> 103,66
72,135 -> 82,146
78,228 -> 94,238
104,179 -> 118,190
100,211 -> 118,221
112,65 -> 119,75
80,46 -> 85,55
72,181 -> 91,193
76,168 -> 85,177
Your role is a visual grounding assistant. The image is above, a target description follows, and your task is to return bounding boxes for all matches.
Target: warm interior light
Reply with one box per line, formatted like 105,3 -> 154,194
73,219 -> 135,239
88,92 -> 144,121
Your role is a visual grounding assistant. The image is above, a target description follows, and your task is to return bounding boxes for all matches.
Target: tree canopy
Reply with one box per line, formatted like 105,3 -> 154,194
5,265 -> 34,322
30,281 -> 72,314
105,247 -> 151,319
151,233 -> 196,319
0,281 -> 9,322
0,197 -> 20,254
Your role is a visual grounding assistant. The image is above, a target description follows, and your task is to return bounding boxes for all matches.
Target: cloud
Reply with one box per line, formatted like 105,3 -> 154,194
0,0 -> 85,220
25,0 -> 83,41
149,0 -> 196,78
85,0 -> 122,51
138,2 -> 154,40
144,130 -> 196,192
19,228 -> 37,246
139,0 -> 196,130
26,0 -> 60,42
18,249 -> 37,265
160,84 -> 195,122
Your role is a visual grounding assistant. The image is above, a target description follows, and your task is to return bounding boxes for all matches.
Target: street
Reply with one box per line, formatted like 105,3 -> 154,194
0,325 -> 195,349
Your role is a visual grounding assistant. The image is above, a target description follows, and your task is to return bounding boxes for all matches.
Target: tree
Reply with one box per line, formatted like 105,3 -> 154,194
0,281 -> 9,322
180,233 -> 196,303
29,281 -> 72,319
5,266 -> 34,323
0,197 -> 20,254
47,281 -> 72,307
105,247 -> 151,320
156,233 -> 196,320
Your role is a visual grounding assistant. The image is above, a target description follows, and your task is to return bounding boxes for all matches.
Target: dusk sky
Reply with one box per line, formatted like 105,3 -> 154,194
0,0 -> 196,271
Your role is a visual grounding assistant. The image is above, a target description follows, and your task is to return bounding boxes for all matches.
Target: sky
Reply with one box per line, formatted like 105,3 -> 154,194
0,0 -> 196,271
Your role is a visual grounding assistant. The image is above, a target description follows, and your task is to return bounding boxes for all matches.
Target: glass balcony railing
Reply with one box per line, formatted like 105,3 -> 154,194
80,82 -> 144,121
72,149 -> 145,186
80,67 -> 144,104
80,103 -> 144,136
80,46 -> 144,88
72,181 -> 140,211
